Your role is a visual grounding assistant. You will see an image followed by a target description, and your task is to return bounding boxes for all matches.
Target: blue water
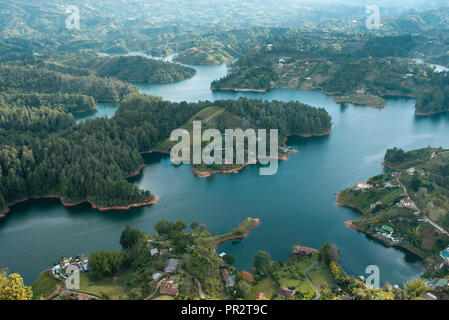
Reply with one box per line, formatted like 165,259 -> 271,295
3,62 -> 449,286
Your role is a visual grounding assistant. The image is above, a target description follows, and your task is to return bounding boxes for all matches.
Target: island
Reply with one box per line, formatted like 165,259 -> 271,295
0,92 -> 331,216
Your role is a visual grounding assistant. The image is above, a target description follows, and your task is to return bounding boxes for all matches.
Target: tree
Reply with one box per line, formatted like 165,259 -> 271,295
384,148 -> 406,163
411,176 -> 422,192
190,221 -> 199,230
319,243 -> 340,265
405,278 -> 427,298
89,250 -> 124,276
253,251 -> 271,275
406,228 -> 422,248
0,270 -> 33,300
171,233 -> 195,253
222,254 -> 236,265
236,280 -> 251,299
238,271 -> 254,284
120,225 -> 143,250
155,220 -> 187,237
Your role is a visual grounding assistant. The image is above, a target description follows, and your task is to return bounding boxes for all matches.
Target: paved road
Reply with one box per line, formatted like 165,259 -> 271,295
195,278 -> 206,299
303,262 -> 320,300
397,176 -> 449,236
423,217 -> 449,236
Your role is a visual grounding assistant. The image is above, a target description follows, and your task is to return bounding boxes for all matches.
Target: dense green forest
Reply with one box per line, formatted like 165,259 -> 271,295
0,65 -> 136,102
47,55 -> 197,83
415,72 -> 449,115
0,92 -> 332,213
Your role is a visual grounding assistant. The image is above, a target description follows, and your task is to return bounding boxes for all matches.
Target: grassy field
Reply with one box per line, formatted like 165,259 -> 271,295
153,295 -> 175,300
31,271 -> 61,299
307,264 -> 337,289
76,273 -> 129,300
198,218 -> 259,249
249,276 -> 278,299
339,187 -> 404,214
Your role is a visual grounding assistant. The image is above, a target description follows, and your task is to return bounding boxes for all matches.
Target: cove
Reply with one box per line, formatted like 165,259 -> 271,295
3,62 -> 449,286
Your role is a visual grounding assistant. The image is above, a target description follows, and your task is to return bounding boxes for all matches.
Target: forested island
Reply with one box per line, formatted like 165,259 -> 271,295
0,90 -> 332,216
338,147 -> 449,269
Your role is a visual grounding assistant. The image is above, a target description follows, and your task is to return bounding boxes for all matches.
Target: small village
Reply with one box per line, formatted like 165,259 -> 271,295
51,255 -> 89,280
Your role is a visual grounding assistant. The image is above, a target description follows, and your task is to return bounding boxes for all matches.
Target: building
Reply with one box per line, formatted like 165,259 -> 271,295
256,292 -> 266,300
160,281 -> 179,296
150,248 -> 159,256
354,182 -> 373,190
65,264 -> 80,275
397,198 -> 418,210
221,269 -> 236,287
51,255 -> 88,278
407,167 -> 416,175
441,248 -> 449,262
291,245 -> 315,258
379,225 -> 394,235
152,272 -> 163,281
164,259 -> 179,273
424,292 -> 438,300
277,287 -> 295,298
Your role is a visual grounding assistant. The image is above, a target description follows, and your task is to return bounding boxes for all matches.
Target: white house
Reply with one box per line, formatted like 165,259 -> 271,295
355,182 -> 373,190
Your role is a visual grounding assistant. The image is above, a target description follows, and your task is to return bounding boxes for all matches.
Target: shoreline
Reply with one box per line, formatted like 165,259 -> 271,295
70,105 -> 98,114
0,163 -> 159,218
0,194 -> 159,218
190,148 -> 301,178
415,109 -> 449,116
345,220 -> 425,259
331,97 -> 386,109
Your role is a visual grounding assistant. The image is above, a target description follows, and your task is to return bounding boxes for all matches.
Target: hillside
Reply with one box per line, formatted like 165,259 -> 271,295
338,147 -> 449,267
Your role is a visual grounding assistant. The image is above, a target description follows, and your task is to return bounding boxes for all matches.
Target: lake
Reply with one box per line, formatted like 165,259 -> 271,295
2,62 -> 449,286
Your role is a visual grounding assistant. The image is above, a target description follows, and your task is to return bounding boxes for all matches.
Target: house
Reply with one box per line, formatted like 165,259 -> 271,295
426,278 -> 448,289
65,264 -> 80,275
424,292 -> 438,300
218,252 -> 227,258
397,198 -> 417,209
152,272 -> 163,281
150,248 -> 159,256
221,269 -> 236,287
378,225 -> 394,236
370,201 -> 383,210
354,182 -> 373,190
256,292 -> 266,300
435,279 -> 448,288
291,245 -> 315,258
407,167 -> 416,175
164,259 -> 179,273
355,88 -> 365,94
277,287 -> 295,298
160,281 -> 179,296
441,248 -> 449,262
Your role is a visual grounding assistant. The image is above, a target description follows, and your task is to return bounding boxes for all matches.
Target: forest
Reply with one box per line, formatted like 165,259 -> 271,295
0,92 -> 332,214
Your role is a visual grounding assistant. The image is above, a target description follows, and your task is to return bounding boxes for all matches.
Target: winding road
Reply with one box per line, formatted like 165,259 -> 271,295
303,262 -> 320,300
